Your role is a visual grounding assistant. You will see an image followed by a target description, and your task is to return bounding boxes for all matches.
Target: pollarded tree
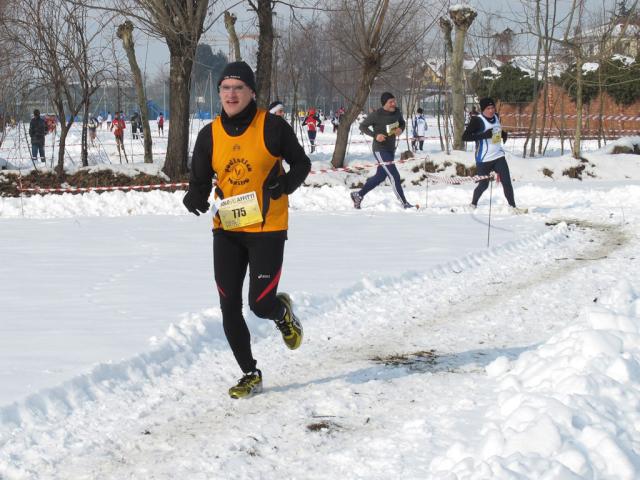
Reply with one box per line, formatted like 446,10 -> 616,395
117,20 -> 152,164
224,11 -> 242,61
440,4 -> 477,151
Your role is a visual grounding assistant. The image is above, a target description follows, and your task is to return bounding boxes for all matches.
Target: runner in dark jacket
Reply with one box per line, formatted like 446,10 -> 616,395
350,92 -> 413,209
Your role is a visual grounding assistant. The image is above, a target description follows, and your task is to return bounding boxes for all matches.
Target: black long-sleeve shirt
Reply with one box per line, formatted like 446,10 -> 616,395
189,100 -> 311,205
462,114 -> 507,143
359,107 -> 406,152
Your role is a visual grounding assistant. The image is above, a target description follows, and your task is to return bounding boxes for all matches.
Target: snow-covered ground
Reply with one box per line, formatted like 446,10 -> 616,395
1,120 -> 640,479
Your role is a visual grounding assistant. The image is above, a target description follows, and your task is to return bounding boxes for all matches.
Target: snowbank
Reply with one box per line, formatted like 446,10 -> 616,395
430,280 -> 640,479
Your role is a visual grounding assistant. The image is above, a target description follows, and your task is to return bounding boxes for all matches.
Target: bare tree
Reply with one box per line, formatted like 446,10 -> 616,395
440,5 -> 477,151
87,0 -> 218,179
249,0 -> 275,108
512,0 -> 639,159
328,0 -> 429,168
224,11 -> 242,61
117,20 -> 153,163
516,0 -> 561,157
1,0 -> 110,174
491,28 -> 516,59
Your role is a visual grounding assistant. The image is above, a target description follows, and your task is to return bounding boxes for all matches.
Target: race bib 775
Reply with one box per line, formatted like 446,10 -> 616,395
217,191 -> 263,230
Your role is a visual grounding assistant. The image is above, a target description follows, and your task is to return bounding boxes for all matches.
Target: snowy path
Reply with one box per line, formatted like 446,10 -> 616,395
4,215 -> 637,479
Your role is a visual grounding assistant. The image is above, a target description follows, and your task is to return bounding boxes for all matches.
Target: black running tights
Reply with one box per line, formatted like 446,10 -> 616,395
213,232 -> 286,373
472,156 -> 516,207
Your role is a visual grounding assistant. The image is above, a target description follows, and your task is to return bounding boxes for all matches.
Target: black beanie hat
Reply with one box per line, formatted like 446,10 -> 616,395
268,100 -> 284,114
217,61 -> 256,92
479,97 -> 495,111
380,91 -> 395,106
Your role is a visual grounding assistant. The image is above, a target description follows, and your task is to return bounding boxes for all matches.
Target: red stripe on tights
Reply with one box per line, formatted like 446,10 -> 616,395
256,269 -> 282,302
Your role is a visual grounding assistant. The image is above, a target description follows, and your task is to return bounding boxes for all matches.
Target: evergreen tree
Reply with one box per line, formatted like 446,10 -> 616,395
557,64 -> 600,105
602,55 -> 640,106
193,45 -> 227,88
471,63 -> 540,104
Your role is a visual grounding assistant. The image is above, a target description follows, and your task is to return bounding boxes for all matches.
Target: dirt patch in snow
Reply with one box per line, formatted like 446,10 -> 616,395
0,169 -> 190,197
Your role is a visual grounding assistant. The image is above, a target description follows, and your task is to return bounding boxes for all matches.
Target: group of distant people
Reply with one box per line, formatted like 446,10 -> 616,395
267,101 -> 327,154
351,96 -> 523,214
29,110 -> 167,158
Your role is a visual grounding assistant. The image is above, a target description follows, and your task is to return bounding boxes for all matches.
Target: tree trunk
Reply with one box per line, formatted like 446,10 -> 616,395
560,93 -> 565,155
436,92 -> 445,151
81,98 -> 89,167
272,35 -> 279,100
524,36 -> 543,158
254,0 -> 274,108
162,51 -> 194,179
439,20 -> 452,154
450,32 -> 466,150
330,64 -> 380,168
52,95 -> 67,176
443,95 -> 451,154
538,59 -> 550,155
224,12 -> 241,62
57,124 -> 71,177
573,51 -> 583,159
449,7 -> 476,150
117,21 -> 153,164
597,66 -> 605,148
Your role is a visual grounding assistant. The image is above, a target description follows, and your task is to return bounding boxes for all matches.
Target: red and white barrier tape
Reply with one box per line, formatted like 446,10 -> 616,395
425,173 -> 491,184
309,156 -> 420,174
17,154 -> 491,194
18,182 -> 189,194
502,127 -> 640,132
501,113 -> 640,122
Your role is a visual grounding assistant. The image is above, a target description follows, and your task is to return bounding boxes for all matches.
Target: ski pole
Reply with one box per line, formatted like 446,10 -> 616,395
487,177 -> 493,248
424,156 -> 429,208
18,170 -> 25,217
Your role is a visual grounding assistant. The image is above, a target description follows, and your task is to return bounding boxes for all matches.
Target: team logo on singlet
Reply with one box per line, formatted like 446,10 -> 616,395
225,158 -> 253,185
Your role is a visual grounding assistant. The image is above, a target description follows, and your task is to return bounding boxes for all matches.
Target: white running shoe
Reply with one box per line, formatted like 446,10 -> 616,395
509,206 -> 528,215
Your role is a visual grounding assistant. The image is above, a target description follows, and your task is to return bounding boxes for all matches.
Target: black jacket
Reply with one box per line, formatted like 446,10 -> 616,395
188,100 -> 311,229
29,116 -> 46,145
359,107 -> 406,152
462,114 -> 508,143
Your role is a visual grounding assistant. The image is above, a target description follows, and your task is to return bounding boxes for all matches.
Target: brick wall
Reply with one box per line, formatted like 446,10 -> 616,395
494,84 -> 640,137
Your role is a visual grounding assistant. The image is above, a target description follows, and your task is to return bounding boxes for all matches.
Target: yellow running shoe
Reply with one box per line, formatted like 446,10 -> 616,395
228,370 -> 263,399
275,292 -> 303,350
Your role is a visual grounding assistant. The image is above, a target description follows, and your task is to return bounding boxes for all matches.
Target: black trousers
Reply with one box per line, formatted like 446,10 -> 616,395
359,149 -> 409,205
472,156 -> 516,207
213,231 -> 286,373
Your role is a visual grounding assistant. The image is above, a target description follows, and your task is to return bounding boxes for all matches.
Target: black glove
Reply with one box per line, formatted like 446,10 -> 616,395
502,130 -> 508,142
183,189 -> 210,216
267,175 -> 287,200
